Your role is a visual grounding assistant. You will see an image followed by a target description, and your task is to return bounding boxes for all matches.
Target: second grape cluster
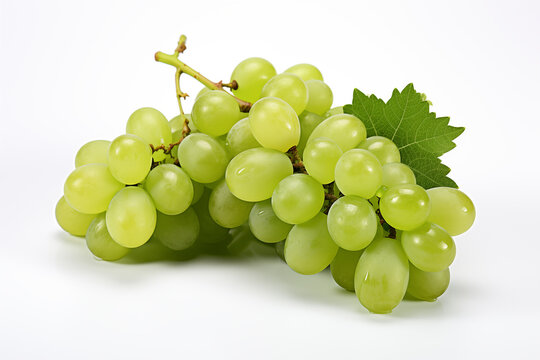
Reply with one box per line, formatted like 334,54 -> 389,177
56,48 -> 475,314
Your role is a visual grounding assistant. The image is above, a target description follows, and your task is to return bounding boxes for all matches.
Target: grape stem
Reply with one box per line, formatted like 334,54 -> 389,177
286,146 -> 307,174
323,182 -> 339,214
375,208 -> 397,239
155,35 -> 252,112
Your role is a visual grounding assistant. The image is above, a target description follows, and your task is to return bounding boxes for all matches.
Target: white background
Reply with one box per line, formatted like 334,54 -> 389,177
1,0 -> 539,358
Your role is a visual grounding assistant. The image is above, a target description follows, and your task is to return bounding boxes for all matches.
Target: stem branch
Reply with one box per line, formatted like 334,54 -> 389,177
155,36 -> 251,112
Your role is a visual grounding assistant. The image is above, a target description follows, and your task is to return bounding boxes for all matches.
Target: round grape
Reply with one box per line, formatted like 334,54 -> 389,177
271,174 -> 324,225
75,140 -> 110,167
304,80 -> 333,115
334,149 -> 383,199
144,164 -> 193,215
261,74 -> 308,115
108,134 -> 152,185
177,133 -> 228,183
126,107 -> 172,146
191,90 -> 241,137
379,184 -> 431,231
357,136 -> 401,165
230,57 -> 276,104
284,63 -> 323,81
427,187 -> 476,236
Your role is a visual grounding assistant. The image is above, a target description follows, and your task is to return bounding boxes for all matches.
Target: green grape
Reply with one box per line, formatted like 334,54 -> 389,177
86,213 -> 130,261
284,63 -> 323,81
285,213 -> 338,275
401,223 -> 456,272
191,181 -> 204,205
153,209 -> 199,251
192,189 -> 230,244
204,177 -> 224,190
55,196 -> 97,236
227,224 -> 256,255
191,90 -> 241,137
169,114 -> 192,142
304,80 -> 333,115
296,111 -> 325,156
106,187 -> 156,248
226,148 -> 293,202
382,163 -> 416,188
334,149 -> 382,199
330,248 -> 363,292
225,118 -> 261,157
144,164 -> 193,215
354,237 -> 409,314
261,74 -> 308,115
126,107 -> 172,146
209,180 -> 254,228
308,114 -> 366,151
303,137 -> 342,184
357,136 -> 401,165
177,133 -> 228,183
407,264 -> 450,301
108,134 -> 152,185
249,97 -> 300,152
379,184 -> 431,231
271,174 -> 324,224
230,57 -> 277,104
248,199 -> 293,243
274,240 -> 286,261
64,164 -> 124,214
427,187 -> 476,236
323,106 -> 344,118
327,195 -> 378,251
75,140 -> 110,167
196,87 -> 211,100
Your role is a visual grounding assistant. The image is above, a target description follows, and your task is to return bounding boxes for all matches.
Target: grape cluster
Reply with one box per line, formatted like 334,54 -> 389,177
56,56 -> 476,314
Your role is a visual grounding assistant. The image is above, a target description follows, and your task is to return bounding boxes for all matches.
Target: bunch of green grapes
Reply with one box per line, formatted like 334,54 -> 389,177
55,56 -> 475,315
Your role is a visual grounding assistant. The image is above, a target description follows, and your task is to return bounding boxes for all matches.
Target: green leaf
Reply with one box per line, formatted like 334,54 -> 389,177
344,83 -> 464,189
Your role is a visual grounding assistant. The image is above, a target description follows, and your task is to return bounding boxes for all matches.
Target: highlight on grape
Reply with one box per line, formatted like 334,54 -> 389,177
55,35 -> 475,314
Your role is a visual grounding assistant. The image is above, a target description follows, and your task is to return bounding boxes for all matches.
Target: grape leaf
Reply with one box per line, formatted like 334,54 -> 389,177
344,83 -> 464,189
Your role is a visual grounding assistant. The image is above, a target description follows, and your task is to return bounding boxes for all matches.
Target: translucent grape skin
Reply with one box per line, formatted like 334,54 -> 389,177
382,163 -> 416,188
144,164 -> 193,215
249,97 -> 300,152
334,149 -> 383,199
86,213 -> 130,261
106,187 -> 156,248
427,187 -> 476,236
153,209 -> 199,251
209,180 -> 254,228
55,196 -> 97,236
271,174 -> 325,225
331,248 -> 364,292
323,106 -> 344,118
379,184 -> 431,231
191,90 -> 241,137
401,222 -> 456,272
225,118 -> 261,157
354,237 -> 409,314
261,74 -> 308,115
192,189 -> 230,244
226,148 -> 293,202
191,181 -> 205,205
227,224 -> 256,255
64,164 -> 125,214
177,133 -> 229,183
357,136 -> 401,165
248,199 -> 293,243
284,63 -> 323,81
230,57 -> 277,104
126,107 -> 172,146
303,137 -> 343,184
407,264 -> 450,302
296,111 -> 325,156
108,134 -> 152,185
327,196 -> 378,251
284,213 -> 338,275
307,114 -> 367,152
304,80 -> 333,115
75,140 -> 110,167
274,240 -> 286,261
